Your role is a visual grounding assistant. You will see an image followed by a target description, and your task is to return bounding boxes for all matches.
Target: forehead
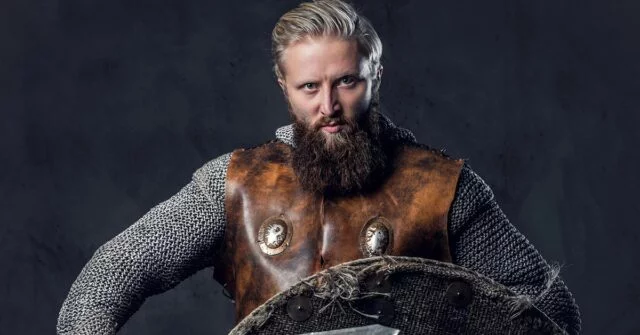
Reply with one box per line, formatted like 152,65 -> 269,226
281,36 -> 370,80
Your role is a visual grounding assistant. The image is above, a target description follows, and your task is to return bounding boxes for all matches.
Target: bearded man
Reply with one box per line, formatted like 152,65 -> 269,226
57,0 -> 581,334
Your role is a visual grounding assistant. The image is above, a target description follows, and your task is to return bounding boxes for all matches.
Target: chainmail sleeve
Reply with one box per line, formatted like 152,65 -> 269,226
56,153 -> 232,335
448,163 -> 582,335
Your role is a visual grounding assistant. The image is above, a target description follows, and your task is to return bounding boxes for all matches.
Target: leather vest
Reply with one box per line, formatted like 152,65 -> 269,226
213,140 -> 464,322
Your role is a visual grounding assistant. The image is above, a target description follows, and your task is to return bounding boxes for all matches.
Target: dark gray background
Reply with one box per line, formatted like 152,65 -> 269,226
1,0 -> 638,333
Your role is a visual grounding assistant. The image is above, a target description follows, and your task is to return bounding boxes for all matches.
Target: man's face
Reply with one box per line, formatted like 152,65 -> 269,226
278,36 -> 379,147
276,35 -> 388,195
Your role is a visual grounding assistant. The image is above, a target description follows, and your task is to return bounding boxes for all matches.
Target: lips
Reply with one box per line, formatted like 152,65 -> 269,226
320,122 -> 343,133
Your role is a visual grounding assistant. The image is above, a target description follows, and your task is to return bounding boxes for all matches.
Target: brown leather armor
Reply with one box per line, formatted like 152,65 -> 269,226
213,141 -> 464,322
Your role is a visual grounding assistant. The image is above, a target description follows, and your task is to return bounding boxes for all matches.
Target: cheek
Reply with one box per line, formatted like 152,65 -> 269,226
288,95 -> 314,121
342,86 -> 371,112
290,93 -> 319,113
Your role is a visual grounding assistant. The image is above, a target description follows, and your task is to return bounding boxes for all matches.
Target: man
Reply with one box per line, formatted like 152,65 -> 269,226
57,0 -> 581,334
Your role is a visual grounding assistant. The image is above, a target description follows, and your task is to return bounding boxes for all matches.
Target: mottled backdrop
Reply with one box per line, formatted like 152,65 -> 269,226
1,0 -> 638,334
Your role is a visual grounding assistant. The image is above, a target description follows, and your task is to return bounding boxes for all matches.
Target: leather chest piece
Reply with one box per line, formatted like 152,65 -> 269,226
213,141 -> 464,323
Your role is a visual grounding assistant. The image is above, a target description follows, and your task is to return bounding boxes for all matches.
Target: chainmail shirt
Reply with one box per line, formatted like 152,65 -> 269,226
57,119 -> 581,334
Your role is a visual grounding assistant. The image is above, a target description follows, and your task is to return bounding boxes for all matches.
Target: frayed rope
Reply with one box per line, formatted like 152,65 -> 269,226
298,257 -> 394,319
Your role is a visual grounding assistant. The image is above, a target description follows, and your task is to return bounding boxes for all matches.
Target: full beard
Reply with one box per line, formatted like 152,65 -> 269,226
290,93 -> 391,196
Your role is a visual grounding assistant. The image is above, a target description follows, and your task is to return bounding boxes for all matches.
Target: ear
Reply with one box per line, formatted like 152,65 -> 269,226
278,79 -> 289,100
373,65 -> 383,91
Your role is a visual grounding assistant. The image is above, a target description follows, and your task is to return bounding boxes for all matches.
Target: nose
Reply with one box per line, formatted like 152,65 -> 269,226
320,86 -> 339,117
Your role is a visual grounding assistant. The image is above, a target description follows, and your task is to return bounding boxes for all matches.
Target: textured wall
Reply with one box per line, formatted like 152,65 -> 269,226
1,0 -> 638,333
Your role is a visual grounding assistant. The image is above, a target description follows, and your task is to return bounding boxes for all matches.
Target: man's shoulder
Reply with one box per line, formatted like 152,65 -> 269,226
192,152 -> 233,193
192,138 -> 291,179
395,141 -> 467,177
403,146 -> 491,199
228,140 -> 293,168
400,141 -> 462,162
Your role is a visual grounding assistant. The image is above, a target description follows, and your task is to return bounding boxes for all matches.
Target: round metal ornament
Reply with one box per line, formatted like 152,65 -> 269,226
257,215 -> 293,256
359,216 -> 394,257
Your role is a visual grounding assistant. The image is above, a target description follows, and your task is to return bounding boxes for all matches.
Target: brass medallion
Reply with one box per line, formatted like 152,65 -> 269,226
359,216 -> 393,257
258,215 -> 293,255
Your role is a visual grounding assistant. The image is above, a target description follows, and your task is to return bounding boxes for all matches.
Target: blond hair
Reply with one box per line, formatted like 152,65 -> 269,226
271,0 -> 383,82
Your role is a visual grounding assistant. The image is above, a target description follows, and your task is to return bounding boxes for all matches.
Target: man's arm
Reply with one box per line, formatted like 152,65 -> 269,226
448,163 -> 582,334
56,153 -> 232,335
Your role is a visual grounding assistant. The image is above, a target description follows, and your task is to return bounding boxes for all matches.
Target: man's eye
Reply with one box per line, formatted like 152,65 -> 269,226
340,77 -> 356,85
303,83 -> 317,90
